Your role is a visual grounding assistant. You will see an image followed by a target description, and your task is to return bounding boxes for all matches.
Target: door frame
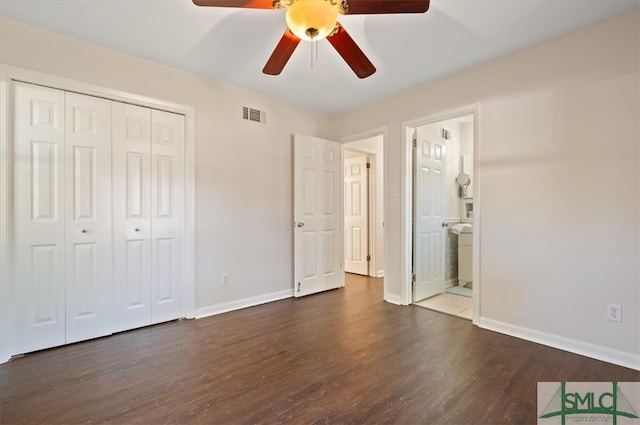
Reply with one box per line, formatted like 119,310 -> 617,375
0,64 -> 196,364
400,105 -> 480,322
342,148 -> 375,277
339,128 -> 385,284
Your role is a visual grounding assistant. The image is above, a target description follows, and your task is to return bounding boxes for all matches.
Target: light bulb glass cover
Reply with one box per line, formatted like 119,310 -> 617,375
285,0 -> 338,41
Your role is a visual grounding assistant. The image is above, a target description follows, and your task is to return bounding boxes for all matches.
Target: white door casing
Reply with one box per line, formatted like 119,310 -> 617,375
12,82 -> 67,354
64,91 -> 113,344
293,134 -> 343,297
413,126 -> 446,301
344,154 -> 368,275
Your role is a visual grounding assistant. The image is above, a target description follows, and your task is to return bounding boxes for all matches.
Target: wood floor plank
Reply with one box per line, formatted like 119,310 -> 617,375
1,274 -> 638,424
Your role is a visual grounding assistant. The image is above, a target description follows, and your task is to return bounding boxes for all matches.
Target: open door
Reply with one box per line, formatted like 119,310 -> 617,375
293,134 -> 343,297
412,126 -> 446,301
344,153 -> 369,275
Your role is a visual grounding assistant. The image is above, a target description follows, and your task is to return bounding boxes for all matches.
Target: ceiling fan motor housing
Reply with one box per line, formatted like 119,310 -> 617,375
285,0 -> 340,41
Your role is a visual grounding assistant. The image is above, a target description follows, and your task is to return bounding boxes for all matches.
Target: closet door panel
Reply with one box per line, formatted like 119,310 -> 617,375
113,103 -> 153,332
151,110 -> 185,324
64,92 -> 113,343
12,82 -> 66,354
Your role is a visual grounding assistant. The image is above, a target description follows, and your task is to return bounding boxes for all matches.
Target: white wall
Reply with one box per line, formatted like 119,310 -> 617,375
343,135 -> 384,277
1,10 -> 638,369
0,18 -> 330,318
323,11 -> 639,366
459,121 -> 474,199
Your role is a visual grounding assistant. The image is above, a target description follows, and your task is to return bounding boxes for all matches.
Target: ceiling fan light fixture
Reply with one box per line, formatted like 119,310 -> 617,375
285,0 -> 339,41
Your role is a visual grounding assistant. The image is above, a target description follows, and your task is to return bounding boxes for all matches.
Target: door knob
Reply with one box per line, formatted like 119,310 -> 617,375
135,227 -> 141,232
81,228 -> 88,233
296,222 -> 305,228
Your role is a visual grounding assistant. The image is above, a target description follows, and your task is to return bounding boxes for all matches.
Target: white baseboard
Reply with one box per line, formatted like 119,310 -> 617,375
477,317 -> 640,371
195,289 -> 293,319
376,270 -> 384,278
384,293 -> 403,305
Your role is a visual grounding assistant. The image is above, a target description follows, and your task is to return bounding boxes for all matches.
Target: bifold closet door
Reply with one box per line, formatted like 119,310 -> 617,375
112,103 -> 153,332
150,109 -> 185,324
13,83 -> 66,354
12,82 -> 113,354
112,104 -> 185,332
64,92 -> 113,344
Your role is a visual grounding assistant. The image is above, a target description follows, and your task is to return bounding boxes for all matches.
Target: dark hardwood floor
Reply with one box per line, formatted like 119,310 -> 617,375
1,274 -> 638,424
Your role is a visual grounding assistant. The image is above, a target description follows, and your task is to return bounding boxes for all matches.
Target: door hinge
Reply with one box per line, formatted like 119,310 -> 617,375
366,162 -> 371,169
412,138 -> 417,148
366,255 -> 371,262
412,273 -> 416,282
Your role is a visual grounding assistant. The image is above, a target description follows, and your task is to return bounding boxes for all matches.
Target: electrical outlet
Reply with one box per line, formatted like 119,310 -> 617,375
607,304 -> 621,322
222,273 -> 230,286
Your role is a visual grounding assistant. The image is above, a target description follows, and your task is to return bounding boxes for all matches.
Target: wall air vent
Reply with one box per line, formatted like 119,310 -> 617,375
242,106 -> 266,124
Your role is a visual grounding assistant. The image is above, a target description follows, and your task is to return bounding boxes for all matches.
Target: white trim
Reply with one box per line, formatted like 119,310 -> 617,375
384,293 -> 403,306
339,127 -> 388,293
400,105 -> 480,312
195,290 -> 293,319
0,64 -> 196,363
477,317 -> 640,371
471,106 -> 482,325
0,65 -> 11,364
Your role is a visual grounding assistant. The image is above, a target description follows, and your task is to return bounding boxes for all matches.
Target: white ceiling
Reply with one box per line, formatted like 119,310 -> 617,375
1,0 -> 638,115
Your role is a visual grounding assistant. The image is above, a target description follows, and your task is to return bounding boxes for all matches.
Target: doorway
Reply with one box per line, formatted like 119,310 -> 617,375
404,109 -> 477,321
342,134 -> 384,280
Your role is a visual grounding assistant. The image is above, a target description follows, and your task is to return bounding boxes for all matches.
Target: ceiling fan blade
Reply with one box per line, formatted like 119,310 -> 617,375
341,0 -> 430,14
327,23 -> 376,79
263,29 -> 301,75
192,0 -> 275,9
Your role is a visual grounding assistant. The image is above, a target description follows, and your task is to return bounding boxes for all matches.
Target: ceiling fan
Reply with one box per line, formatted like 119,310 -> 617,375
193,0 -> 431,78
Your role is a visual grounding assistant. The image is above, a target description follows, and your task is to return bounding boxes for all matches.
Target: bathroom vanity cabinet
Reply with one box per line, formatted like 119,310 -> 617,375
458,232 -> 473,286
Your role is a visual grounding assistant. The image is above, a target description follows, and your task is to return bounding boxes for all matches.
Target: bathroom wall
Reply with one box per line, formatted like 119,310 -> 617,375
459,121 -> 474,199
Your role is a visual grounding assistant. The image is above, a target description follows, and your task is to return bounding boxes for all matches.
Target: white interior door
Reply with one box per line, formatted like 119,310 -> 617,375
344,154 -> 368,275
293,134 -> 343,297
64,92 -> 113,343
150,109 -> 185,324
413,126 -> 446,301
12,82 -> 66,354
112,103 -> 153,332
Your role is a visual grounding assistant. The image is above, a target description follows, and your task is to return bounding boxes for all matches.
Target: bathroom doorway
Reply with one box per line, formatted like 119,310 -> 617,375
408,112 -> 476,320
